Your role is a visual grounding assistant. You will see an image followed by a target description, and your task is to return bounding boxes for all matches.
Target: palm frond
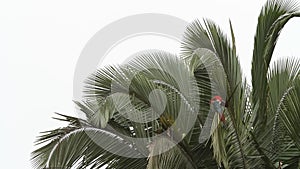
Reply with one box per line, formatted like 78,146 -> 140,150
251,0 -> 300,129
245,57 -> 300,166
31,114 -> 82,169
147,137 -> 198,169
32,1 -> 300,168
181,18 -> 252,168
279,78 -> 300,150
46,128 -> 147,169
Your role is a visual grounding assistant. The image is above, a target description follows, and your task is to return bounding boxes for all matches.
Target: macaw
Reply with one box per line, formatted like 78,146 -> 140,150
199,95 -> 226,143
210,95 -> 225,123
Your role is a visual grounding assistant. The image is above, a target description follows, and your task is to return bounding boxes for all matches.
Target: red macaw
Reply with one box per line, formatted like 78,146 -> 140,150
210,95 -> 225,123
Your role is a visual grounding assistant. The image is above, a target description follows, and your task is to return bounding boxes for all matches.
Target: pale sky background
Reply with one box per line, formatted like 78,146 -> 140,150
0,0 -> 300,168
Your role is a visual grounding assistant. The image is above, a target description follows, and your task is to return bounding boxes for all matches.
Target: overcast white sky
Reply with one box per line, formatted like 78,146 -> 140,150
1,0 -> 300,168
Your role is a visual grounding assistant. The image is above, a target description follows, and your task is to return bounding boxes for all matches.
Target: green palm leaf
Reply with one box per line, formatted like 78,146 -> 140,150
251,0 -> 300,130
32,1 -> 300,168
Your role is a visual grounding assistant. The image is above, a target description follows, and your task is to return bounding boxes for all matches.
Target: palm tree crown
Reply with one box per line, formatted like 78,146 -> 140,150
32,0 -> 300,168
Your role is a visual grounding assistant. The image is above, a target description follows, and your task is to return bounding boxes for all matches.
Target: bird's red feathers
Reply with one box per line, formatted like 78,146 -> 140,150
219,113 -> 225,122
210,95 -> 223,104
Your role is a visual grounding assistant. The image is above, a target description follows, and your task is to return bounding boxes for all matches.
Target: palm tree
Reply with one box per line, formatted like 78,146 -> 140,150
32,0 -> 300,168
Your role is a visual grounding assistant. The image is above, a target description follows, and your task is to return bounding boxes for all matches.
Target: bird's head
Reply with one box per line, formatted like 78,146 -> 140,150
210,96 -> 223,104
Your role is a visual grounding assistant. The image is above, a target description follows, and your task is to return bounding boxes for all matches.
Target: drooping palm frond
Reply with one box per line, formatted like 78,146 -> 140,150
32,1 -> 300,168
181,18 -> 255,168
31,113 -> 82,169
84,51 -> 201,135
46,128 -> 148,169
251,0 -> 300,130
248,1 -> 300,167
240,58 -> 300,168
80,51 -> 217,168
32,108 -> 148,169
